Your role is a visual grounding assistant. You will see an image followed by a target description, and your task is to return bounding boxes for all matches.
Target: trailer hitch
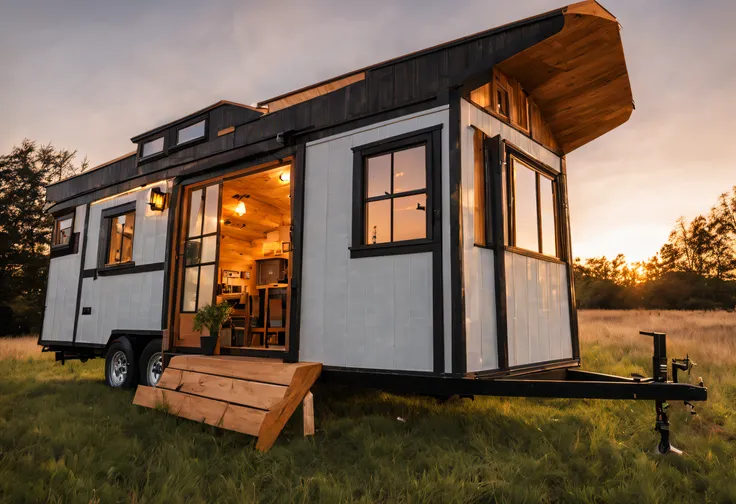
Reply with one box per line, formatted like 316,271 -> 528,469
640,331 -> 704,454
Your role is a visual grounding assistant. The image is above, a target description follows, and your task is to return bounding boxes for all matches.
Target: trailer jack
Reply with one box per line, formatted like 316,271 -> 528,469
641,331 -> 703,454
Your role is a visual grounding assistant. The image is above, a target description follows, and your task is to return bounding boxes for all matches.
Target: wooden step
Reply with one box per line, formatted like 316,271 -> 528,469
133,356 -> 322,451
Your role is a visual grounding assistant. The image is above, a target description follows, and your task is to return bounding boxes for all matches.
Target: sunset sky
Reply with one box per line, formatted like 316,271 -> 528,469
1,0 -> 734,262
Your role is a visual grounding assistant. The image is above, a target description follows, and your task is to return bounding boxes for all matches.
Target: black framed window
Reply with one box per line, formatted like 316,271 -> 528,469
177,120 -> 206,145
105,209 -> 136,266
141,137 -> 164,158
52,213 -> 74,248
181,184 -> 220,312
507,153 -> 559,258
351,127 -> 441,258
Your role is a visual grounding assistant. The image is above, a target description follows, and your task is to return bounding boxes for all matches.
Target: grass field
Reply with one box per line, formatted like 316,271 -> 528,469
1,310 -> 734,503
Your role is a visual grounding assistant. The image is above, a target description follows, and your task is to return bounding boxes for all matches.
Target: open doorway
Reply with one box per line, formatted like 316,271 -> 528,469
217,164 -> 292,352
173,162 -> 292,354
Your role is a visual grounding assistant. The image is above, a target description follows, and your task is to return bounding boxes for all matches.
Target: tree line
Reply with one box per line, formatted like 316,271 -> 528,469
574,186 -> 736,310
0,141 -> 84,336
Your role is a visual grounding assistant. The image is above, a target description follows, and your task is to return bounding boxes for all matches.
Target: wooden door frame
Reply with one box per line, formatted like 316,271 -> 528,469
164,151 -> 303,361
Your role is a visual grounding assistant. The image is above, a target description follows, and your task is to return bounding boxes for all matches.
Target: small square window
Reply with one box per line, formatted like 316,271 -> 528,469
496,85 -> 509,119
141,137 -> 164,158
177,120 -> 206,145
52,215 -> 74,247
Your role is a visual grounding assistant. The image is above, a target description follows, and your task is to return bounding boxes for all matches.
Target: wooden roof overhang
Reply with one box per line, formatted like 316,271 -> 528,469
495,1 -> 633,153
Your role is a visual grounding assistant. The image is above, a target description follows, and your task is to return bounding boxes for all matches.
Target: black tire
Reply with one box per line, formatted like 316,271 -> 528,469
105,337 -> 137,389
139,339 -> 163,387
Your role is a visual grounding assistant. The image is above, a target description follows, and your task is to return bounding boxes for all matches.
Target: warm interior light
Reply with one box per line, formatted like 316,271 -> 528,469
235,201 -> 246,216
148,187 -> 168,212
279,172 -> 290,182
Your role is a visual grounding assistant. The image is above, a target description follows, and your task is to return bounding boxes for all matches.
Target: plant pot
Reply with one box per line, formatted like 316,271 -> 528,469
200,335 -> 218,356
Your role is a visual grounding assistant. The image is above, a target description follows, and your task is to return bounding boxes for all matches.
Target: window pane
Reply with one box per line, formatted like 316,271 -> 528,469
177,120 -> 205,145
513,159 -> 539,253
540,176 -> 557,257
107,217 -> 123,265
55,217 -> 73,245
197,265 -> 215,310
182,267 -> 198,312
188,189 -> 204,237
203,184 -> 219,235
473,130 -> 486,246
393,146 -> 426,193
366,199 -> 390,245
185,239 -> 201,265
201,235 -> 217,263
366,154 -> 391,198
142,137 -> 164,157
120,212 -> 135,263
393,194 -> 427,242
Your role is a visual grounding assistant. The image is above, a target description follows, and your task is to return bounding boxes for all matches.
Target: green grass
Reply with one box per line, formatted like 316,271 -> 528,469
1,311 -> 735,503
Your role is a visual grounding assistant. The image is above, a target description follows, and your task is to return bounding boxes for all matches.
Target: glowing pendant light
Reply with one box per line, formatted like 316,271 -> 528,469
235,201 -> 246,216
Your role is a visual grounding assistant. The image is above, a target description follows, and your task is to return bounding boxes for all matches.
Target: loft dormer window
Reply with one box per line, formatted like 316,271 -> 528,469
141,137 -> 164,158
177,120 -> 206,145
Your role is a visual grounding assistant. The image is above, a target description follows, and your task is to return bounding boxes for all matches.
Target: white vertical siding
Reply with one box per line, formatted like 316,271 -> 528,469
504,251 -> 573,366
461,99 -> 572,372
300,107 -> 450,372
75,182 -> 170,346
41,204 -> 87,343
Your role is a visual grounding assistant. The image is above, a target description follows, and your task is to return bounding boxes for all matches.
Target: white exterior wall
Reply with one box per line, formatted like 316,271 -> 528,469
300,106 -> 451,372
460,99 -> 572,372
41,204 -> 87,342
75,181 -> 170,345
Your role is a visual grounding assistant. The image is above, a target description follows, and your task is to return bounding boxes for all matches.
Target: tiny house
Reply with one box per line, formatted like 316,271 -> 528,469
40,1 -> 706,452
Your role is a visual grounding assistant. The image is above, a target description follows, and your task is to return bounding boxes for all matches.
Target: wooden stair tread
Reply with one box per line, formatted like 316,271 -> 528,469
133,356 -> 322,452
157,368 -> 287,410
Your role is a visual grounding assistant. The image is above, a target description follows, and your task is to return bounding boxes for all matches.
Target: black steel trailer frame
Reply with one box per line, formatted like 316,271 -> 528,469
320,331 -> 707,454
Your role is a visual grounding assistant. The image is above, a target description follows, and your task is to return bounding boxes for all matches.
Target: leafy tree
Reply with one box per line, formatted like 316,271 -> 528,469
0,140 -> 86,335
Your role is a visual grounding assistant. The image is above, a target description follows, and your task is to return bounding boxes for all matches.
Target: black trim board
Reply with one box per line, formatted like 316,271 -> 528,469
449,88 -> 465,376
285,143 -> 307,363
486,135 -> 509,370
71,203 -> 91,344
560,158 -> 581,360
161,185 -> 180,330
82,262 -> 165,278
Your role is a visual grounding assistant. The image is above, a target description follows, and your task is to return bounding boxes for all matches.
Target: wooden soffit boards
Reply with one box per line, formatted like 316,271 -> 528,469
496,0 -> 634,154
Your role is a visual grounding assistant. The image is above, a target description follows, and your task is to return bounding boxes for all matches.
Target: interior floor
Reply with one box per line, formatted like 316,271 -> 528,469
216,164 -> 291,351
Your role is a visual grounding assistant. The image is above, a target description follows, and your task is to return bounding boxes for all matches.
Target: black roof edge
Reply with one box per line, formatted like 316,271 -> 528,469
46,151 -> 137,189
130,100 -> 266,143
257,4 -> 565,107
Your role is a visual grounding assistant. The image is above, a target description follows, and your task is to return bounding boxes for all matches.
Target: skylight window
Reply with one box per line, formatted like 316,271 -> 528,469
141,137 -> 164,158
177,120 -> 206,145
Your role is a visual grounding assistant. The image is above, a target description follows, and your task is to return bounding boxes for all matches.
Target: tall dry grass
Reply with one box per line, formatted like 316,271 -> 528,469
0,336 -> 46,360
579,309 -> 736,367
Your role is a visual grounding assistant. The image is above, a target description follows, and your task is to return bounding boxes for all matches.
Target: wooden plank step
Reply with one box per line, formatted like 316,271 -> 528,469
133,357 -> 322,452
157,368 -> 287,410
168,355 -> 314,386
133,386 -> 266,436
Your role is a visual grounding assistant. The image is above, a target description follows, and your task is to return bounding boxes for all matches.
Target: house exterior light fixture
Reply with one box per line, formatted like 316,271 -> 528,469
235,201 -> 246,216
148,187 -> 168,211
279,172 -> 290,182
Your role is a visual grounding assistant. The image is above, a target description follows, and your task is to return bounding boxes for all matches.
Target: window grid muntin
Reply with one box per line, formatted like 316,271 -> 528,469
363,143 -> 428,245
508,155 -> 559,259
182,184 -> 219,313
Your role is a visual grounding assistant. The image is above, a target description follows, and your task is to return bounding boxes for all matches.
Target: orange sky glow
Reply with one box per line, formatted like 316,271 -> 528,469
1,0 -> 734,263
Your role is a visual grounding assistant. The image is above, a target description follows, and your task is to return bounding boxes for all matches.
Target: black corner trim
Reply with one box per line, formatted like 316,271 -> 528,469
101,201 -> 137,219
487,134 -> 509,371
286,143 -> 307,363
449,88 -> 466,376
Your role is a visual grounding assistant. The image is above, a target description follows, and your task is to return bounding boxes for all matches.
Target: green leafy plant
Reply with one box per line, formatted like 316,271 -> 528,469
192,302 -> 233,337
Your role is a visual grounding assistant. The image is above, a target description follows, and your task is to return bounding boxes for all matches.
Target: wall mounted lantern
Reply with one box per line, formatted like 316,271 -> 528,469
149,187 -> 168,212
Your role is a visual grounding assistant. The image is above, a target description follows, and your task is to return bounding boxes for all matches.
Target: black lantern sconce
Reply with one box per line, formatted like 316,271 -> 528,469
149,187 -> 169,212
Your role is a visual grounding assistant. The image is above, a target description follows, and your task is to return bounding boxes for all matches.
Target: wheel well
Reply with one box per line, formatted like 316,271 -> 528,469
104,331 -> 163,359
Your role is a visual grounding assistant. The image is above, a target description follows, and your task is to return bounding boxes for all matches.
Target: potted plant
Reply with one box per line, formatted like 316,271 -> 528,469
192,302 -> 233,356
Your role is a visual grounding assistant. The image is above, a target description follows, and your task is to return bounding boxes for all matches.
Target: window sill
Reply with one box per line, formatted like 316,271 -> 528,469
138,151 -> 167,165
350,240 -> 435,259
505,246 -> 565,264
49,233 -> 79,258
98,262 -> 136,276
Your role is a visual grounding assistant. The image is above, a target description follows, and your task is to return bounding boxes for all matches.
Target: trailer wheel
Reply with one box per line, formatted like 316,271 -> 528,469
139,339 -> 163,387
105,338 -> 137,389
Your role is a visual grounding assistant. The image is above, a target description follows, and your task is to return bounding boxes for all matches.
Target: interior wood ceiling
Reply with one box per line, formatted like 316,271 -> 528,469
219,165 -> 291,266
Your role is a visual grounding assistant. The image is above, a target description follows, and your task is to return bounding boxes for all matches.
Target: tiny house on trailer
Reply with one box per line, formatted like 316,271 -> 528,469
40,0 -> 706,452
